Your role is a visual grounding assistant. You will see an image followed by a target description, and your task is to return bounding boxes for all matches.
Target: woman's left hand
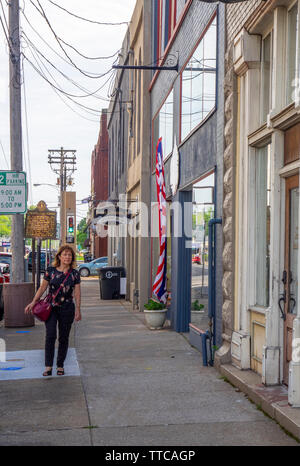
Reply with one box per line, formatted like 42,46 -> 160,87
75,310 -> 82,322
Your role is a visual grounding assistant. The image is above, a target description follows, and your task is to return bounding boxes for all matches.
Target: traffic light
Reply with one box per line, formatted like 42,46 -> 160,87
68,215 -> 74,234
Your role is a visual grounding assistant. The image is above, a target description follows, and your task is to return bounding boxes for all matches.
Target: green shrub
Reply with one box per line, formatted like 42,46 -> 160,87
191,300 -> 204,311
144,298 -> 165,310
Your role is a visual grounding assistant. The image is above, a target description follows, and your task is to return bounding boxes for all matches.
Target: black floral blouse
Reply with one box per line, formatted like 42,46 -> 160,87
44,266 -> 81,306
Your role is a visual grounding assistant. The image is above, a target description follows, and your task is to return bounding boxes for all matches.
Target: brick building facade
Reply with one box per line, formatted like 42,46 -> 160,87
90,109 -> 109,258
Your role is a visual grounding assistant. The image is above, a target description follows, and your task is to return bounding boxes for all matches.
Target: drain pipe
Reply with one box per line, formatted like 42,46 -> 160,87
208,218 -> 222,365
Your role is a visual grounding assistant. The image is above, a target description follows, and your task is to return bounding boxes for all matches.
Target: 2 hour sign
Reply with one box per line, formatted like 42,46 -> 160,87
0,171 -> 27,214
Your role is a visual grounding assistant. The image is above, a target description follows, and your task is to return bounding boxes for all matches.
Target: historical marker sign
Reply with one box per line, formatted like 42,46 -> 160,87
0,171 -> 27,214
25,200 -> 57,239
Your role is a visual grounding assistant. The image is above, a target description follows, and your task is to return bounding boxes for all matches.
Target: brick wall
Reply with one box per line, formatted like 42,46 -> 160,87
91,110 -> 109,258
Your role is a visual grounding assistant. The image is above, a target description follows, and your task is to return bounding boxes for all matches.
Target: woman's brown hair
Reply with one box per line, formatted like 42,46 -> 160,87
52,245 -> 76,269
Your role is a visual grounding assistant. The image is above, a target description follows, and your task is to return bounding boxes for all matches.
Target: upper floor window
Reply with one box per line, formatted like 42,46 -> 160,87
153,0 -> 177,66
180,17 -> 217,142
260,31 -> 273,123
153,89 -> 174,165
286,2 -> 298,105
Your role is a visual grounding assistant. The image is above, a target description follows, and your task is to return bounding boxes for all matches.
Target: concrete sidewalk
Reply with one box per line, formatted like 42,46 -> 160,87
0,278 -> 298,446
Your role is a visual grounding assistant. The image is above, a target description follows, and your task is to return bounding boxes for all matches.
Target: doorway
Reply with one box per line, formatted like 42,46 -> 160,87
190,172 -> 215,329
283,174 -> 299,385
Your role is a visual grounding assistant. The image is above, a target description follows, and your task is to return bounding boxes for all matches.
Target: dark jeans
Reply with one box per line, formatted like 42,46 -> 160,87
45,302 -> 75,368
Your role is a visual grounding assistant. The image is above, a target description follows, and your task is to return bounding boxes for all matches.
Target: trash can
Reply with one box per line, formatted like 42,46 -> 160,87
98,267 -> 126,300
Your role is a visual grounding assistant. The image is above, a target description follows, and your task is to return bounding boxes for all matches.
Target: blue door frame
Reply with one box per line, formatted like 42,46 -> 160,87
170,171 -> 222,338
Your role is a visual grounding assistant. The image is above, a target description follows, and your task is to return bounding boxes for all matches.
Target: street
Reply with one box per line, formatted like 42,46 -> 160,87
0,278 -> 298,446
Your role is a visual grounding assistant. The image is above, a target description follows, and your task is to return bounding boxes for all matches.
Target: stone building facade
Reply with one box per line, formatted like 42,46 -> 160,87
216,0 -> 300,407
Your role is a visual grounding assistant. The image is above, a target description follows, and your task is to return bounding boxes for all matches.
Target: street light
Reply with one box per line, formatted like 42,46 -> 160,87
33,183 -> 59,189
32,183 -> 60,206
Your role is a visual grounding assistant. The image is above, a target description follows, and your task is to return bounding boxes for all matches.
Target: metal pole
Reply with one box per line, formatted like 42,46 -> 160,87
32,238 -> 36,291
208,218 -> 222,345
9,0 -> 24,283
36,239 -> 41,290
60,148 -> 64,245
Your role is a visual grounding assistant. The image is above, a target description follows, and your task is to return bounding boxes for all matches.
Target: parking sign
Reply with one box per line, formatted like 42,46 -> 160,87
0,171 -> 27,214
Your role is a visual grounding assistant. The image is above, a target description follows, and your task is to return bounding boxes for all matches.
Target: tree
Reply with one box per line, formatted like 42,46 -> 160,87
77,218 -> 88,249
0,215 -> 11,237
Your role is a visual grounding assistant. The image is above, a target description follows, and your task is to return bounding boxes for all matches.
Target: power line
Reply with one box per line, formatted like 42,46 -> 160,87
0,139 -> 9,169
30,0 -> 119,79
21,9 -> 121,64
23,53 -> 102,113
23,45 -> 122,118
0,0 -> 8,33
22,46 -> 120,122
24,55 -> 99,122
46,0 -> 130,26
0,12 -> 12,53
56,36 -> 121,61
23,47 -> 102,119
22,32 -> 116,101
22,60 -> 33,205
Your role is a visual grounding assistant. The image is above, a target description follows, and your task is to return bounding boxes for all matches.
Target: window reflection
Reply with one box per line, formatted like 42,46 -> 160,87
191,173 -> 215,329
153,89 -> 174,162
181,18 -> 217,141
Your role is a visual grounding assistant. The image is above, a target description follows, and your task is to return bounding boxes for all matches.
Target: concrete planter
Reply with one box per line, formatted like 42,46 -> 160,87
4,282 -> 35,327
144,308 -> 167,330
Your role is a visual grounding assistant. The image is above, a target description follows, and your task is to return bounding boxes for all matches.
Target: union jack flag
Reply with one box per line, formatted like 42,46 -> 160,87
152,137 -> 167,304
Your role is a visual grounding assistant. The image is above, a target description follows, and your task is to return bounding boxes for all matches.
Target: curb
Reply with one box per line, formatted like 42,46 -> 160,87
219,363 -> 300,442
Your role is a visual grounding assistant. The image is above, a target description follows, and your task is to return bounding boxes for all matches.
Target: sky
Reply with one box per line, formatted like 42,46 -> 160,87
0,0 -> 136,225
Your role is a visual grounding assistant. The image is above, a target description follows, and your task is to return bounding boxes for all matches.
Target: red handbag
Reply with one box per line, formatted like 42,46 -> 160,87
32,293 -> 53,322
32,270 -> 72,322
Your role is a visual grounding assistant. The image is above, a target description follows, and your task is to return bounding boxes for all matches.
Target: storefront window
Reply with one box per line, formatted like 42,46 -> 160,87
153,89 -> 174,164
255,145 -> 271,307
286,3 -> 298,105
180,18 -> 217,141
191,173 -> 215,328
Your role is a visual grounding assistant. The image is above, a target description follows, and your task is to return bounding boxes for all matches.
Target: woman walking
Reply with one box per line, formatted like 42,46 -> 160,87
25,245 -> 81,376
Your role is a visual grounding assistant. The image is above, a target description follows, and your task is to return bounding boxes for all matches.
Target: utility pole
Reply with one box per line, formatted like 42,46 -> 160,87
9,0 -> 24,283
48,148 -> 76,245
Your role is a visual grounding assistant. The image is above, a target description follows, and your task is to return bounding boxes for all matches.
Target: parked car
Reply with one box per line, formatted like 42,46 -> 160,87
78,256 -> 108,277
0,263 -> 10,282
0,252 -> 12,268
27,251 -> 52,272
192,254 -> 201,265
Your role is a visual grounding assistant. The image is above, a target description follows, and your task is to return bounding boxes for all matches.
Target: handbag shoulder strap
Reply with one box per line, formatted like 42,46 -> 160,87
52,269 -> 72,302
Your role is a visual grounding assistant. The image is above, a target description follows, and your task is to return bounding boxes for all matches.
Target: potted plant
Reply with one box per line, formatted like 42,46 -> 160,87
191,300 -> 204,311
144,298 -> 167,330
